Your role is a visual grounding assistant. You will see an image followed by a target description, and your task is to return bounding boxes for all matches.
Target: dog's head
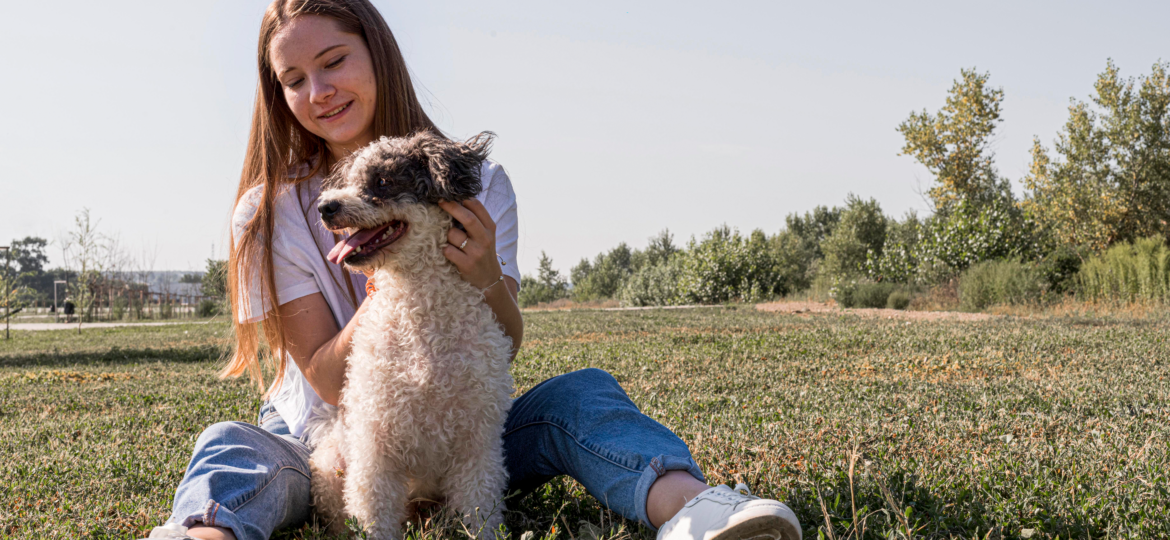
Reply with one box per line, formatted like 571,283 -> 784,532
318,131 -> 493,273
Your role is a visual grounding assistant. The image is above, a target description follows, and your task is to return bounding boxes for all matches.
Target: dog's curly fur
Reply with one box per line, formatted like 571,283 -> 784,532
306,131 -> 514,539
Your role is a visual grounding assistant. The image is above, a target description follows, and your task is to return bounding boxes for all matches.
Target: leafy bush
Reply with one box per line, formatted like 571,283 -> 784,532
197,299 -> 221,317
678,227 -> 780,304
887,290 -> 912,310
202,259 -> 228,300
834,280 -> 895,308
1077,236 -> 1170,303
111,296 -> 128,320
917,197 -> 1037,279
620,256 -> 684,307
958,259 -> 1044,311
768,230 -> 815,295
1035,245 -> 1086,295
866,212 -> 923,283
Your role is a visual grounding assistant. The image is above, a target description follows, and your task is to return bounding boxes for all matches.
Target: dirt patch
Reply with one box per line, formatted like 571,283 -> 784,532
755,301 -> 994,321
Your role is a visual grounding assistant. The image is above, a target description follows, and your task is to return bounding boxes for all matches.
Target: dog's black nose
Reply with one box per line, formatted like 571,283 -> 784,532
319,200 -> 341,218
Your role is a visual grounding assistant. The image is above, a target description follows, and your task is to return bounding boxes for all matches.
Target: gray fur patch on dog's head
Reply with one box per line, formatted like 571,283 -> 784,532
325,131 -> 493,204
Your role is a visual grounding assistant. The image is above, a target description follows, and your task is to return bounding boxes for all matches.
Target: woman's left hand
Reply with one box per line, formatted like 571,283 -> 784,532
439,199 -> 504,290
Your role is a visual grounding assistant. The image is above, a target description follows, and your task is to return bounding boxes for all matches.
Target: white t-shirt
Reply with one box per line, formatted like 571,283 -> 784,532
232,161 -> 520,437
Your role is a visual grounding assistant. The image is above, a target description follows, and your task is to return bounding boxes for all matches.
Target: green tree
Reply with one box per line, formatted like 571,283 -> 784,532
1023,60 -> 1170,251
570,243 -> 634,302
898,69 -> 1012,211
202,259 -> 229,300
819,195 -> 887,281
7,237 -> 51,303
642,229 -> 678,268
866,211 -> 924,283
518,251 -> 569,308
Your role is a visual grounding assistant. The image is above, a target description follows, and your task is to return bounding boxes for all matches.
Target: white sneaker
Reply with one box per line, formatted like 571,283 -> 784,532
657,484 -> 802,540
138,522 -> 197,540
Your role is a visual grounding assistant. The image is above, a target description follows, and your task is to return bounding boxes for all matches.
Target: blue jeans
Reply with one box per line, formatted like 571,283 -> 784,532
166,368 -> 705,540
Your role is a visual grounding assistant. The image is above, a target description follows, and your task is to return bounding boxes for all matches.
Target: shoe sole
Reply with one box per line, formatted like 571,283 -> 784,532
706,510 -> 802,540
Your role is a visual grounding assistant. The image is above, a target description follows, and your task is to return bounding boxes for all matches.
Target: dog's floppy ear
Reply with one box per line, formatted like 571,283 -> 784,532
413,131 -> 493,202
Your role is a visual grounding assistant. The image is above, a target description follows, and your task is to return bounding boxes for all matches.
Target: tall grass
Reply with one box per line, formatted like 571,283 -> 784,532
1078,236 -> 1170,303
958,259 -> 1044,311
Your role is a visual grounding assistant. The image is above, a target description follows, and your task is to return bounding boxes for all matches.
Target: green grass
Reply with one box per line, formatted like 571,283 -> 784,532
2,308 -> 1169,539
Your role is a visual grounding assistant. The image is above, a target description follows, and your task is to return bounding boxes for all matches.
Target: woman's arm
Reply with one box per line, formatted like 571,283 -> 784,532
277,292 -> 367,406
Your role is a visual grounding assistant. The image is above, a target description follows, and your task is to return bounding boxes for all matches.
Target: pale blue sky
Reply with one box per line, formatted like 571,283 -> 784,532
2,0 -> 1166,273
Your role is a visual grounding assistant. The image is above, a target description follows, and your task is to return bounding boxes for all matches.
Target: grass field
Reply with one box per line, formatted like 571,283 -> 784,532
2,307 -> 1168,539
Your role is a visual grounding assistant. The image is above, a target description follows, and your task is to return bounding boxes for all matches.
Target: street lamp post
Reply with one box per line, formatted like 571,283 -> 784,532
54,280 -> 68,323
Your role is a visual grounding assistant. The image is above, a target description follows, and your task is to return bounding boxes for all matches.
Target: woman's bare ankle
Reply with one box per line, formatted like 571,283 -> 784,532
646,470 -> 711,528
187,526 -> 236,540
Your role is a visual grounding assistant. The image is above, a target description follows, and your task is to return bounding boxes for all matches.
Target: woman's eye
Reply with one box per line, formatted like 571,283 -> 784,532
286,78 -> 304,89
326,55 -> 346,69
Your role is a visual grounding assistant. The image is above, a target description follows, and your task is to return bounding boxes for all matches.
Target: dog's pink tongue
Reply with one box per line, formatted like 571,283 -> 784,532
327,227 -> 385,264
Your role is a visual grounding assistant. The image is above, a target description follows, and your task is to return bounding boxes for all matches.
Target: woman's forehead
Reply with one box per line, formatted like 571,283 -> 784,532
268,15 -> 361,72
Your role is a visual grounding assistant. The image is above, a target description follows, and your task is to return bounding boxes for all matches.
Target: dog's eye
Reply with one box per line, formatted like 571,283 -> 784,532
378,178 -> 387,188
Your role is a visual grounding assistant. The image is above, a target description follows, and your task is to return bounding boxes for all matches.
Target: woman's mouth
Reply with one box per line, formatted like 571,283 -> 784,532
319,101 -> 352,121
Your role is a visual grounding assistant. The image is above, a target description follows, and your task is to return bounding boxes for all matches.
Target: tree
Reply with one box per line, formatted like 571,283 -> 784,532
61,209 -> 116,330
570,243 -> 634,302
898,69 -> 1012,211
518,251 -> 569,307
819,195 -> 887,281
202,259 -> 229,300
1023,60 -> 1170,251
8,237 -> 52,303
643,229 -> 679,268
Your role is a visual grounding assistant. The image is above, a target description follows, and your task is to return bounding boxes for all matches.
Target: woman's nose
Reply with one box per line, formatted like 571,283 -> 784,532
310,76 -> 336,104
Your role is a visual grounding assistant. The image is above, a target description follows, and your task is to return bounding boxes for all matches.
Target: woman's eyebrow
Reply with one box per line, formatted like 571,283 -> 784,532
278,44 -> 347,77
314,44 -> 346,60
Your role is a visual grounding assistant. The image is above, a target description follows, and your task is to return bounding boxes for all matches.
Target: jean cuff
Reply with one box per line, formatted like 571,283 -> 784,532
634,454 -> 706,530
173,499 -> 248,540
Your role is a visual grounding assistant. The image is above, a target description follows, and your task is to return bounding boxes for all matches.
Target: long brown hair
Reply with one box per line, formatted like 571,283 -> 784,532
223,0 -> 438,396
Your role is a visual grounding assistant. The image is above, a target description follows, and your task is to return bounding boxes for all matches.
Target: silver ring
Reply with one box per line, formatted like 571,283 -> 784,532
459,239 -> 468,250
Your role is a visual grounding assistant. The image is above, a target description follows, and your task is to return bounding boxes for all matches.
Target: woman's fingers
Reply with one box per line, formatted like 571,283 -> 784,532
447,227 -> 469,250
438,199 -> 501,289
461,199 -> 496,234
439,199 -> 493,244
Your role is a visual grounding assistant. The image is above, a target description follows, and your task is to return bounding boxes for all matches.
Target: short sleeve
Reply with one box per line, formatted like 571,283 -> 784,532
231,185 -> 324,324
478,162 -> 521,286
232,187 -> 268,324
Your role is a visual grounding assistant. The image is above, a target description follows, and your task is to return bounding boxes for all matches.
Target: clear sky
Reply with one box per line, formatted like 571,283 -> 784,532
2,0 -> 1166,274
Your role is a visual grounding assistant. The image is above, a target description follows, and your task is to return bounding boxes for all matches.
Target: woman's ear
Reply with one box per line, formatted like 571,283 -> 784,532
415,131 -> 494,202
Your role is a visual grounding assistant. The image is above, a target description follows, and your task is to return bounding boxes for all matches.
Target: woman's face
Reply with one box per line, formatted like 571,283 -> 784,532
269,15 -> 378,159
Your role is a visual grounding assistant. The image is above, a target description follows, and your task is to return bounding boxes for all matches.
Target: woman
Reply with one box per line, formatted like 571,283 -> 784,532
144,1 -> 801,539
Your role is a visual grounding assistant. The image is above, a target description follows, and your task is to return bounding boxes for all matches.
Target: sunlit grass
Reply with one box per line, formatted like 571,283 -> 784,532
1,307 -> 1168,539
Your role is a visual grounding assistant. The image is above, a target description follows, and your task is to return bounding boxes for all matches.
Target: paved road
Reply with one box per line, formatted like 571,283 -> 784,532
6,320 -> 212,331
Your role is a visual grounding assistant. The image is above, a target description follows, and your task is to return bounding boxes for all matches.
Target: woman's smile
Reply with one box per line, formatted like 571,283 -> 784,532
318,101 -> 353,121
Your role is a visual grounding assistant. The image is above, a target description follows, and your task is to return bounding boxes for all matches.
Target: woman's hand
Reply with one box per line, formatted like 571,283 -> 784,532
439,199 -> 504,290
438,198 -> 523,358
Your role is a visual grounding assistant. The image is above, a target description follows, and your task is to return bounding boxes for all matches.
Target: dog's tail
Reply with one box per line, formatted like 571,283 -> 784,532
303,402 -> 340,450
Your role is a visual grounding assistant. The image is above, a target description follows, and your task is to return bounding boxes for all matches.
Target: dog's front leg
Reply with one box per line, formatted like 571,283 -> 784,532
342,422 -> 408,540
441,431 -> 509,539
